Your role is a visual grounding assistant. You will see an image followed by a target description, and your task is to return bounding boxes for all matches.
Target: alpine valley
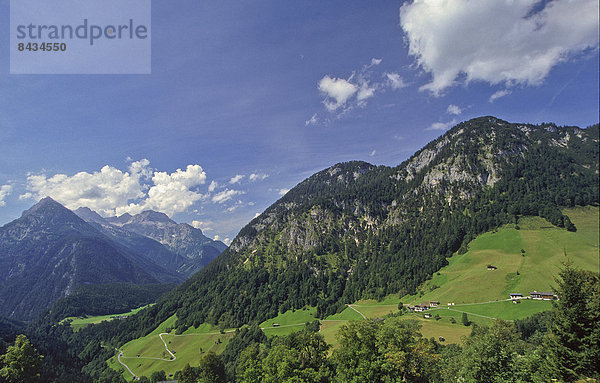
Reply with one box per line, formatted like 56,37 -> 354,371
1,117 -> 598,382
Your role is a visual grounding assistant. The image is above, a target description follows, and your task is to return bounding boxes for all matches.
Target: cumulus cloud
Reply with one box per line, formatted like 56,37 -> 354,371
212,189 -> 244,204
278,188 -> 290,196
208,180 -> 218,192
426,119 -> 457,131
249,173 -> 269,182
135,165 -> 207,216
229,174 -> 245,184
489,89 -> 512,103
385,72 -> 407,90
369,150 -> 377,157
318,75 -> 358,111
400,0 -> 600,94
20,160 -> 209,217
191,220 -> 213,232
20,163 -> 148,216
0,185 -> 12,207
447,104 -> 462,115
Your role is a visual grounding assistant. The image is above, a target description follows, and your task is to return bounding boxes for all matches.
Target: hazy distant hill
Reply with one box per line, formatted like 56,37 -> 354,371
104,210 -> 227,275
74,207 -> 188,273
0,198 -> 183,320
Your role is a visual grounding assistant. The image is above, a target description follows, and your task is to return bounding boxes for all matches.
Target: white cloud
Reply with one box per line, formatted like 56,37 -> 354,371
426,119 -> 457,131
370,58 -> 383,66
212,189 -> 244,204
130,165 -> 207,216
191,220 -> 212,231
400,0 -> 600,94
21,164 -> 147,216
278,188 -> 290,196
393,134 -> 404,141
253,212 -> 260,218
249,173 -> 269,182
385,72 -> 407,90
318,75 -> 358,111
305,113 -> 318,126
229,174 -> 245,185
20,160 -> 208,217
357,81 -> 376,102
128,158 -> 152,179
447,104 -> 462,115
213,234 -> 231,245
208,180 -> 218,192
0,185 -> 12,207
369,150 -> 377,157
489,89 -> 512,103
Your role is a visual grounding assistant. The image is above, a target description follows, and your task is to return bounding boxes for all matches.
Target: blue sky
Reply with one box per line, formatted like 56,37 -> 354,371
0,0 -> 598,243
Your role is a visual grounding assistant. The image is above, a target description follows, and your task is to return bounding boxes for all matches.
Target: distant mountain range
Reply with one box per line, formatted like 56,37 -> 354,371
0,198 -> 226,320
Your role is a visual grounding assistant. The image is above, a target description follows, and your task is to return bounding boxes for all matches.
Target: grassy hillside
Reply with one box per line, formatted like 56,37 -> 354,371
109,206 -> 598,381
404,206 -> 598,305
63,305 -> 153,332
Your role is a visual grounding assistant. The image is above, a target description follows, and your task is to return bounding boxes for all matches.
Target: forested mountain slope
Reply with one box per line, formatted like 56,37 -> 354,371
156,117 -> 597,331
67,117 -> 600,337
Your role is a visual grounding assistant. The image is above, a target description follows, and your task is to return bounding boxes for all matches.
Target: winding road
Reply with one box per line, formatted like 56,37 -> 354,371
116,348 -> 138,380
347,304 -> 367,319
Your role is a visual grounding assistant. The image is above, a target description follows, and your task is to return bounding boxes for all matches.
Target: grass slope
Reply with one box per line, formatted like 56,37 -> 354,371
109,315 -> 234,380
63,305 -> 153,332
404,206 -> 598,305
110,207 -> 598,380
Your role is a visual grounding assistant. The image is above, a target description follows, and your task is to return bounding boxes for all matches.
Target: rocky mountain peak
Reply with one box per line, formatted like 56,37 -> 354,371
74,207 -> 108,225
134,210 -> 174,224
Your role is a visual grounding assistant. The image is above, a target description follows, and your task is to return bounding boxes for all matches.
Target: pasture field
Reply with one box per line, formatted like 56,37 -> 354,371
63,304 -> 153,332
109,315 -> 235,380
404,206 -> 598,305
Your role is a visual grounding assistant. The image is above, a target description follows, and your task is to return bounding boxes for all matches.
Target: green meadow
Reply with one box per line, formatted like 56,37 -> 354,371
63,305 -> 153,332
404,206 -> 598,305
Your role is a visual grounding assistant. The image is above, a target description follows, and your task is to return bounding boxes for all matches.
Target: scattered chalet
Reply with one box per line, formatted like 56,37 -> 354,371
530,291 -> 557,300
409,303 -> 430,312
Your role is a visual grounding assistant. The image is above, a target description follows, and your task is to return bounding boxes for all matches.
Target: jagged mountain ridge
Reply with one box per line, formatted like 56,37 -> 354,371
0,198 -> 183,320
152,116 -> 598,331
74,207 -> 188,272
100,210 -> 227,275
